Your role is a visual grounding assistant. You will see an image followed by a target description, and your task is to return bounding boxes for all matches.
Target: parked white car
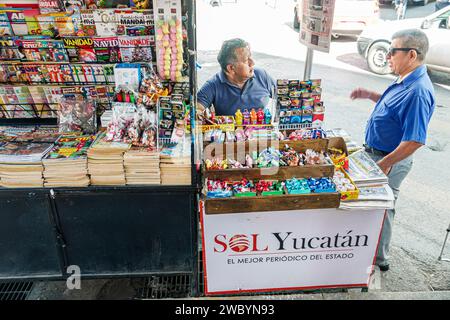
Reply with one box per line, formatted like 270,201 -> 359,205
357,6 -> 450,74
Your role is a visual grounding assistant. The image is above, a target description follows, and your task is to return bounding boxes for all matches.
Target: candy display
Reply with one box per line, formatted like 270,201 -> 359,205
276,79 -> 324,127
307,177 -> 336,193
256,147 -> 281,168
206,179 -> 233,198
279,146 -> 329,166
232,178 -> 256,197
256,180 -> 284,196
285,128 -> 326,141
285,178 -> 310,194
333,170 -> 356,192
158,94 -> 185,140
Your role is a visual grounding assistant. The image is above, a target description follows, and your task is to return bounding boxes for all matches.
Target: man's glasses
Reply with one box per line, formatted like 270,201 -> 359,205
387,47 -> 421,57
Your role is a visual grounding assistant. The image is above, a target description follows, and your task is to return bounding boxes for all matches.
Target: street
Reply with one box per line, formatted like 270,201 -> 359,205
23,0 -> 450,299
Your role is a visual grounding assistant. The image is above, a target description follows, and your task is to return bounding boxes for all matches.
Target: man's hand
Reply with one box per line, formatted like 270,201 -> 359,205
377,157 -> 392,176
350,87 -> 373,100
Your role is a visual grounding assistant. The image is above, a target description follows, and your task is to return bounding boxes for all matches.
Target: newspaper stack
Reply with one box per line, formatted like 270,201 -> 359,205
124,148 -> 160,185
87,132 -> 130,186
345,150 -> 388,187
159,140 -> 191,185
339,184 -> 395,210
0,142 -> 53,188
42,135 -> 95,187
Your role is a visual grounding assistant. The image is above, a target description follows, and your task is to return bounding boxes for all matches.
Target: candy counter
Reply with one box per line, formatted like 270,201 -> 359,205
198,80 -> 388,296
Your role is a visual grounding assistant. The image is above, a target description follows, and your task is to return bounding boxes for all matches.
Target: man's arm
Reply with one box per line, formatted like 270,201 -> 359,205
350,87 -> 381,103
377,141 -> 422,175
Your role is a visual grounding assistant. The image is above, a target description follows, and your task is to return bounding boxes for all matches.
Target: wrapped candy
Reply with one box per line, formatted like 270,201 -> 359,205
307,177 -> 336,193
206,179 -> 233,198
232,178 -> 256,196
280,145 -> 300,166
305,149 -> 327,165
333,171 -> 356,192
257,148 -> 281,168
257,108 -> 264,125
205,158 -> 228,170
285,178 -> 310,194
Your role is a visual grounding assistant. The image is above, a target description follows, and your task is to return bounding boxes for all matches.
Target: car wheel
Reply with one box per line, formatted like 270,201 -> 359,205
367,41 -> 392,75
293,8 -> 300,29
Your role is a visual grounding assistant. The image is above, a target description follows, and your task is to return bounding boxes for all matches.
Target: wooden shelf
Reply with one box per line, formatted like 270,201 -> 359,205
204,164 -> 335,181
204,192 -> 340,214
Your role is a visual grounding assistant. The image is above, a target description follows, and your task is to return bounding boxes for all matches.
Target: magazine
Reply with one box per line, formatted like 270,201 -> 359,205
6,10 -> 28,36
115,9 -> 153,36
0,38 -> 23,61
63,36 -> 96,62
44,134 -> 95,159
0,141 -> 54,162
38,0 -> 65,14
93,9 -> 117,36
0,12 -> 14,36
80,9 -> 96,36
93,36 -> 121,63
118,35 -> 152,62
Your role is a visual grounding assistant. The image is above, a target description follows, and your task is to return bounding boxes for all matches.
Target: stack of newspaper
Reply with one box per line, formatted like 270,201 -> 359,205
342,150 -> 393,210
43,135 -> 95,187
160,138 -> 191,185
0,142 -> 53,188
124,148 -> 160,185
87,132 -> 130,186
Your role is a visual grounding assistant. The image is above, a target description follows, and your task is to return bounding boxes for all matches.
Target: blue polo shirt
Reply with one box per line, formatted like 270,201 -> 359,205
365,65 -> 435,153
197,68 -> 276,116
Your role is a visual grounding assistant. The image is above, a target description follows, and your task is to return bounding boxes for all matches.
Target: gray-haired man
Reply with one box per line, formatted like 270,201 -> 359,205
350,29 -> 435,271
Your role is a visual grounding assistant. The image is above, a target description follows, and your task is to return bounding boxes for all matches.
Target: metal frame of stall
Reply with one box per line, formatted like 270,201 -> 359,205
0,0 -> 201,298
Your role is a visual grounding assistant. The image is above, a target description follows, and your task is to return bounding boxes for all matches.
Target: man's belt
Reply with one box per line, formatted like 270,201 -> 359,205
363,144 -> 390,157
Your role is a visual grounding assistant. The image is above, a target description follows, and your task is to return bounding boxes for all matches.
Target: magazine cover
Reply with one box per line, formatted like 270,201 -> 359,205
0,39 -> 23,61
36,14 -> 57,37
23,9 -> 42,36
115,9 -> 153,36
13,86 -> 34,104
4,105 -> 36,119
93,36 -> 121,63
45,134 -> 95,159
63,0 -> 86,13
28,86 -> 47,104
92,65 -> 107,83
93,9 -> 117,36
53,12 -> 77,36
63,37 -> 95,62
0,141 -> 53,160
80,9 -> 96,36
0,12 -> 14,36
6,10 -> 28,36
38,0 -> 65,14
47,65 -> 65,83
118,35 -> 152,62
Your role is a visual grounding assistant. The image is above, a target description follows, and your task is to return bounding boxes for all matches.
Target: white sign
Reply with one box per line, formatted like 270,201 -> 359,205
299,0 -> 336,53
201,206 -> 385,295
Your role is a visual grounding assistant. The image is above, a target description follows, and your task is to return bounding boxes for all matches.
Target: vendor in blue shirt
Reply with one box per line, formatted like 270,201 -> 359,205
350,29 -> 435,272
197,38 -> 276,116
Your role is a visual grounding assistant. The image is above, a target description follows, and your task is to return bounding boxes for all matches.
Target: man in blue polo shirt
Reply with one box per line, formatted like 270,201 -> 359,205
350,29 -> 435,272
197,38 -> 276,116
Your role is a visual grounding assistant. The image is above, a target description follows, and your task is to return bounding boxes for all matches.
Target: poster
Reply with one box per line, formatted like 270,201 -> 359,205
201,206 -> 385,295
299,0 -> 336,53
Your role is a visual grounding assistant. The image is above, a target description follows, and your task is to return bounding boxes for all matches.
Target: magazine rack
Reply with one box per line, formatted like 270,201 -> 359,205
0,0 -> 200,296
